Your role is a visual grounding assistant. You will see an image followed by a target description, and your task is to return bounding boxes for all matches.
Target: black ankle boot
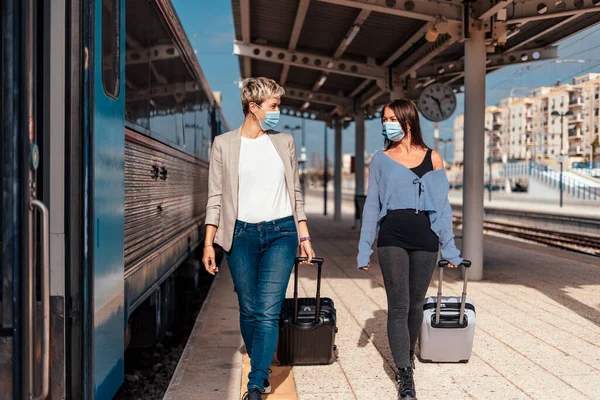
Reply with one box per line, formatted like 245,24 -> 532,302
396,367 -> 417,400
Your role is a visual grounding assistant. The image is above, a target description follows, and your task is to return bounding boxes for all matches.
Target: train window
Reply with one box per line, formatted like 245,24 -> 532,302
102,0 -> 120,98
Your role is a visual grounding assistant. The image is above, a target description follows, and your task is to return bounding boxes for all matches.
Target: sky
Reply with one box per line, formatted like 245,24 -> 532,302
172,0 -> 600,163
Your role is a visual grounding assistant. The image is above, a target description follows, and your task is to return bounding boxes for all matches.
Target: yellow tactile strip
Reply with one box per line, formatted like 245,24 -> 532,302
240,351 -> 297,400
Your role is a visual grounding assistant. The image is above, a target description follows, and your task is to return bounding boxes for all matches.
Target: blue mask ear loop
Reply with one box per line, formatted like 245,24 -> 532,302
251,103 -> 266,131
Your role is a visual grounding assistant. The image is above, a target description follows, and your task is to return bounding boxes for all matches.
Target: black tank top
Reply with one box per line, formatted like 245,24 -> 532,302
377,149 -> 439,252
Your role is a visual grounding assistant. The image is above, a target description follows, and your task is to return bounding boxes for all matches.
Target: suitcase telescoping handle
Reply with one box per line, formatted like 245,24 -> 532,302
294,257 -> 325,324
435,260 -> 472,326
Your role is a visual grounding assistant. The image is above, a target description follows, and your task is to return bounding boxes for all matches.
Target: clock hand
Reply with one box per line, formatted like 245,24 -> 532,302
432,96 -> 443,115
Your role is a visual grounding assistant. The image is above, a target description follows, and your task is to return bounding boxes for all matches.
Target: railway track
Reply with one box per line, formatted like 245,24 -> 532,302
454,217 -> 600,257
309,189 -> 600,257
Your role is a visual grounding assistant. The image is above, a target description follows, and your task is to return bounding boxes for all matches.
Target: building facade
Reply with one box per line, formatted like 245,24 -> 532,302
453,73 -> 600,166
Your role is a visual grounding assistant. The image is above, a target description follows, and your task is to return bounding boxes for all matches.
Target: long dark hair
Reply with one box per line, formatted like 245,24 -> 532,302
382,99 -> 427,150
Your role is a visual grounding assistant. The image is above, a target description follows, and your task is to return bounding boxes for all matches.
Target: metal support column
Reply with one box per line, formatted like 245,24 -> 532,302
433,122 -> 440,153
323,123 -> 328,216
334,119 -> 343,221
462,27 -> 486,281
355,109 -> 365,196
300,118 -> 306,196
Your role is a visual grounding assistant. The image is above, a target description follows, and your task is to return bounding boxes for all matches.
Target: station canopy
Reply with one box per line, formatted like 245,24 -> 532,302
232,0 -> 600,122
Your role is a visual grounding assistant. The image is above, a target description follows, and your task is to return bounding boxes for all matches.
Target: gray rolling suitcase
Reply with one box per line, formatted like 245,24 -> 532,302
419,259 -> 475,363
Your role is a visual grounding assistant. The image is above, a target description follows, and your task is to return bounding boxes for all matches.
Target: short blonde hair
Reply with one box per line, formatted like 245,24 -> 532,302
240,77 -> 285,115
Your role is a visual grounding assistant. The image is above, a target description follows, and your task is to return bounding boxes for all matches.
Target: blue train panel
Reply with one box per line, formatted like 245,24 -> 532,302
92,0 -> 126,397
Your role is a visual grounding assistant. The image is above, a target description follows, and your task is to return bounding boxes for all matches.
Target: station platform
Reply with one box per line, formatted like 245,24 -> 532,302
447,190 -> 600,219
163,195 -> 600,400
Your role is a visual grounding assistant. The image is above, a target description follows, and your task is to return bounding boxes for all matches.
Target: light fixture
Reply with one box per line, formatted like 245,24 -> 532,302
506,28 -> 520,40
422,78 -> 436,87
316,75 -> 328,88
425,23 -> 439,42
301,102 -> 310,110
555,59 -> 586,64
326,61 -> 335,69
344,25 -> 361,47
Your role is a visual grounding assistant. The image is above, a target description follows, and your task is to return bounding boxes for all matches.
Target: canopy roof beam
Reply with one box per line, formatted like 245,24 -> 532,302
416,45 -> 559,78
477,0 -> 515,20
284,86 -> 354,108
240,0 -> 251,77
126,33 -> 168,85
508,2 -> 600,25
382,24 -> 430,68
280,106 -> 332,122
508,15 -> 582,51
311,9 -> 372,95
360,85 -> 387,108
127,81 -> 199,103
124,44 -> 180,66
233,41 -> 387,80
350,79 -> 373,97
393,37 -> 456,80
316,0 -> 463,23
281,0 -> 311,85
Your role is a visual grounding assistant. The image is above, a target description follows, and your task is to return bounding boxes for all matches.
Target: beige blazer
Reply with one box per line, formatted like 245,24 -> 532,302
204,128 -> 307,252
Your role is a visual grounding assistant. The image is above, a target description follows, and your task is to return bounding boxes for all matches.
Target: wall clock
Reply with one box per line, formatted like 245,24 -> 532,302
417,83 -> 457,122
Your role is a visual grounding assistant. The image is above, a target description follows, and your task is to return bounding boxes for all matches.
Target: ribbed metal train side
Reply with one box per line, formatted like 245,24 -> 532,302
123,129 -> 209,314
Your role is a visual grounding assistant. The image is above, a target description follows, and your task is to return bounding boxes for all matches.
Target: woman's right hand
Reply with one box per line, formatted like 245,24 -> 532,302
202,245 -> 218,275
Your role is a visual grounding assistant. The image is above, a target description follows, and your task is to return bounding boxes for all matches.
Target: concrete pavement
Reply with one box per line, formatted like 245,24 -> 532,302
164,194 -> 600,400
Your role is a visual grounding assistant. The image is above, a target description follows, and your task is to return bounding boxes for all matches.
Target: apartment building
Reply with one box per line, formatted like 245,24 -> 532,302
453,73 -> 600,165
453,106 -> 507,165
572,73 -> 600,160
453,115 -> 464,164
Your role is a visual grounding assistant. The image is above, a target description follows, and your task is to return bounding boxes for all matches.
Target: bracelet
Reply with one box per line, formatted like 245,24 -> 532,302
204,244 -> 213,248
299,236 -> 311,242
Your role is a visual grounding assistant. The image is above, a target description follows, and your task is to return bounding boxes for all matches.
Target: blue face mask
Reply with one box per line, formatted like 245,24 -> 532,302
382,122 -> 405,142
255,104 -> 280,131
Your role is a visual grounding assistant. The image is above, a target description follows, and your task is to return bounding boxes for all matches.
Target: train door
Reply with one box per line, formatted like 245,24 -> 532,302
0,1 -> 23,397
1,0 -> 52,398
83,0 -> 127,398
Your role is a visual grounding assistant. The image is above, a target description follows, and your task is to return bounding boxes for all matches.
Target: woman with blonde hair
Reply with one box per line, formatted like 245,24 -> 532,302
358,99 -> 463,399
202,77 -> 315,400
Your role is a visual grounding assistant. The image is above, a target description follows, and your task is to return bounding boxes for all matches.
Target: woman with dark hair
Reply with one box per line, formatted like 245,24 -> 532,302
357,99 -> 463,399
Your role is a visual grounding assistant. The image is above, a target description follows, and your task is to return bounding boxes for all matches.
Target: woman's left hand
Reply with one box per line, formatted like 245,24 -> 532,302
300,240 -> 315,264
448,263 -> 458,268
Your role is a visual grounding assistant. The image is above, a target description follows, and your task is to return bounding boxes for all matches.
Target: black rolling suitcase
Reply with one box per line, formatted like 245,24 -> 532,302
277,257 -> 338,366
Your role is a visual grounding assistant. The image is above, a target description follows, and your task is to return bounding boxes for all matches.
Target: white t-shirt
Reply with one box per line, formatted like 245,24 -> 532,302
237,134 -> 293,223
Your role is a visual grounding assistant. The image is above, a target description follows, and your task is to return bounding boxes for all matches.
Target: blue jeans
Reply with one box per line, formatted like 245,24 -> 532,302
225,216 -> 298,392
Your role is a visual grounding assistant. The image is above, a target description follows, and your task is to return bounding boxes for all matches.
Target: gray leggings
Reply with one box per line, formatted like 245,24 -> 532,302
377,247 -> 438,369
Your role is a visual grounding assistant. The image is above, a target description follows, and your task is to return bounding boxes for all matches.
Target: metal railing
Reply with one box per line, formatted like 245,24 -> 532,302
572,167 -> 600,178
501,162 -> 600,201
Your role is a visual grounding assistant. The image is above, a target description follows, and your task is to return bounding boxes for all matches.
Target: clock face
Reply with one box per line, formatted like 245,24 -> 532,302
417,83 -> 457,122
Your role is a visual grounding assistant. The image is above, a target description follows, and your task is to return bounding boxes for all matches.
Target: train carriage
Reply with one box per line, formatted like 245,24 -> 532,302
0,0 -> 226,398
